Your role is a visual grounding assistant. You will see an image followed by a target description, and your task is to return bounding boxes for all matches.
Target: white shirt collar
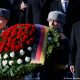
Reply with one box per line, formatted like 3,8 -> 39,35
61,0 -> 69,3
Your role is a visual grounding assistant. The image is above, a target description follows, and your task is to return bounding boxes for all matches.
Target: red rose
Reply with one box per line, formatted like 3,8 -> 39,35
18,41 -> 22,45
12,38 -> 16,43
26,24 -> 31,28
1,30 -> 7,37
1,42 -> 6,48
22,35 -> 28,42
26,40 -> 30,45
21,32 -> 26,36
29,31 -> 33,36
4,47 -> 9,52
29,37 -> 35,44
25,26 -> 29,31
8,37 -> 12,42
17,31 -> 21,35
3,37 -> 8,41
31,25 -> 36,31
17,35 -> 21,39
15,45 -> 21,51
6,42 -> 11,48
0,47 -> 3,53
0,41 -> 3,46
11,30 -> 16,34
0,24 -> 36,52
11,45 -> 16,51
11,33 -> 16,37
19,28 -> 23,32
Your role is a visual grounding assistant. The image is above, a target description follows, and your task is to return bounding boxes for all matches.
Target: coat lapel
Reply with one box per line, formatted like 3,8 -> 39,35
9,0 -> 15,4
40,0 -> 47,8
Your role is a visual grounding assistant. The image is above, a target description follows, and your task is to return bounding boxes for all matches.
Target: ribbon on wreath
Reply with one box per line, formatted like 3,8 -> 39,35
31,24 -> 49,65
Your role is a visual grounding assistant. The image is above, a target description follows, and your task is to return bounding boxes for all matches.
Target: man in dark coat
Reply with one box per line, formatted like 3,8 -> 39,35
10,0 -> 52,25
50,0 -> 69,13
8,0 -> 23,26
69,21 -> 80,79
20,0 -> 48,24
63,0 -> 80,38
0,0 -> 22,26
40,11 -> 70,80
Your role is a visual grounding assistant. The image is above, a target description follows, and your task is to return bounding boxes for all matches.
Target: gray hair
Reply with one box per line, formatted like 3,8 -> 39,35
47,11 -> 66,24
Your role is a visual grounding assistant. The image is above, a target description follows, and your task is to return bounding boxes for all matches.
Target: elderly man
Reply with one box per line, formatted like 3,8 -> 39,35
69,21 -> 80,79
40,11 -> 70,80
0,8 -> 10,33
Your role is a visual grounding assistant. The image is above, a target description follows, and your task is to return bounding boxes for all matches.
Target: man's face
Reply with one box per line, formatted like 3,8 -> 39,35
49,20 -> 61,29
0,17 -> 8,29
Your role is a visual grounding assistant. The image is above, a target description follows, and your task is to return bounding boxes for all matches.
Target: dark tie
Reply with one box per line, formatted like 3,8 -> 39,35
63,2 -> 68,12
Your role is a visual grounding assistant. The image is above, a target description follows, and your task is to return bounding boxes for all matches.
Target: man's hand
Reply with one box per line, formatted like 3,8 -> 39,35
70,65 -> 75,74
20,2 -> 27,10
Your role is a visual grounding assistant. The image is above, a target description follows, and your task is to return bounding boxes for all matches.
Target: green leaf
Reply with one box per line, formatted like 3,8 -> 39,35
10,68 -> 14,76
3,65 -> 9,73
47,45 -> 53,54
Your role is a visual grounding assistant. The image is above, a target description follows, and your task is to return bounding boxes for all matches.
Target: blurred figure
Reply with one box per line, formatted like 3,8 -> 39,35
69,21 -> 80,79
0,0 -> 12,26
0,8 -> 10,33
41,11 -> 70,80
49,0 -> 72,39
8,0 -> 23,26
20,0 -> 47,24
50,0 -> 69,13
0,0 -> 23,26
11,0 -> 52,25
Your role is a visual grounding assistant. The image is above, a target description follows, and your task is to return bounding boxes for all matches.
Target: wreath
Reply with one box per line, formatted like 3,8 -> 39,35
46,28 -> 60,58
0,24 -> 60,79
0,24 -> 40,79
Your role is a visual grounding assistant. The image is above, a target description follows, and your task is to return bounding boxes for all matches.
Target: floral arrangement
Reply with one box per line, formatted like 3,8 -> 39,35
46,28 -> 60,58
0,24 -> 60,79
0,24 -> 40,79
0,24 -> 36,52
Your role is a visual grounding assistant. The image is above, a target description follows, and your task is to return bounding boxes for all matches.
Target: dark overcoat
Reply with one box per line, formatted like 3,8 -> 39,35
69,21 -> 80,77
